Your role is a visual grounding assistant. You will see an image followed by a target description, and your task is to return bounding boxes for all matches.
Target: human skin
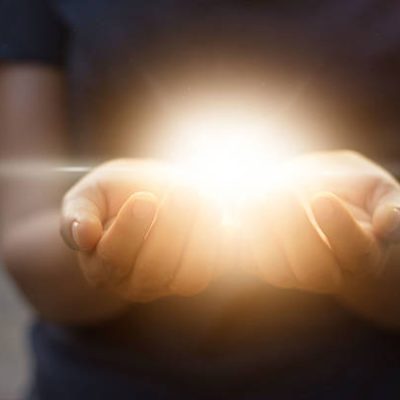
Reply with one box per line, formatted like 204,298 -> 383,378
0,64 -> 129,324
60,158 -> 225,302
60,152 -> 400,330
2,64 -> 400,330
241,151 -> 400,329
0,64 -> 226,324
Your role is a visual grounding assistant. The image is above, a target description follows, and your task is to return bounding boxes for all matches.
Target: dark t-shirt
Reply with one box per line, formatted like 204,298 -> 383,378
2,1 -> 400,399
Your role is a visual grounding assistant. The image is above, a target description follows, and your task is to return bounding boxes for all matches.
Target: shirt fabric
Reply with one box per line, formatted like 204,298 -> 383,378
1,1 -> 400,399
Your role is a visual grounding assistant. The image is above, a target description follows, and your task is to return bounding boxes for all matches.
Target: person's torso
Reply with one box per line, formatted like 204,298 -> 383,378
31,1 -> 400,398
50,0 -> 400,160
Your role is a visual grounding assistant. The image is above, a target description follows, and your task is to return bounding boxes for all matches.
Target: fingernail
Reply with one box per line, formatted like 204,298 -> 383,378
132,198 -> 157,220
72,221 -> 80,247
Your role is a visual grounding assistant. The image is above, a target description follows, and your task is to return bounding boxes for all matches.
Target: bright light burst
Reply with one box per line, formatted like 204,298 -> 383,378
170,107 -> 295,225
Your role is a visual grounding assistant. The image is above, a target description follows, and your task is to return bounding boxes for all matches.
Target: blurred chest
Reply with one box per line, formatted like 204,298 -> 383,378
51,0 -> 400,160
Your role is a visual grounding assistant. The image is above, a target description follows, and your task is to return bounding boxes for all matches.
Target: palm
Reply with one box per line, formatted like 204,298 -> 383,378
241,151 -> 400,291
289,151 -> 396,231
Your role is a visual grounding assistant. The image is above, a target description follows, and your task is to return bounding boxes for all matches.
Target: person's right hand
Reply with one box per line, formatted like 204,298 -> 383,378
60,159 -> 223,302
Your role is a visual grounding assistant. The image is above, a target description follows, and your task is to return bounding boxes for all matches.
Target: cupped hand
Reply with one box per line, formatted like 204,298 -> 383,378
61,159 -> 223,302
242,151 -> 400,293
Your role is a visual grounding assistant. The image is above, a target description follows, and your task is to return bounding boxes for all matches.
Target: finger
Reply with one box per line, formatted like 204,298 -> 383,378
241,200 -> 296,288
312,193 -> 382,275
61,186 -> 106,251
270,192 -> 342,293
371,186 -> 400,243
169,199 -> 221,296
92,192 -> 158,286
130,186 -> 199,294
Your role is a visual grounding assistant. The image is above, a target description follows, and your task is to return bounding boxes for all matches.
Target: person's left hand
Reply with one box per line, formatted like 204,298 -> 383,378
241,151 -> 400,294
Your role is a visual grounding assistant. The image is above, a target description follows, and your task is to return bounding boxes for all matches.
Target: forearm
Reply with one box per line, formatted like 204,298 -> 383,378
337,244 -> 400,330
1,209 -> 129,326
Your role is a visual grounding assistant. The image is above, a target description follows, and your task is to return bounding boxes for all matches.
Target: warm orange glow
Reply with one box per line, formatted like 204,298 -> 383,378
170,106 -> 297,225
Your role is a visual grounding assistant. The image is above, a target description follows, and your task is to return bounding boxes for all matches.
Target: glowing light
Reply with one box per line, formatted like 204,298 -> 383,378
170,107 -> 295,225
